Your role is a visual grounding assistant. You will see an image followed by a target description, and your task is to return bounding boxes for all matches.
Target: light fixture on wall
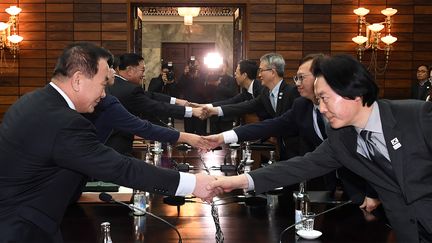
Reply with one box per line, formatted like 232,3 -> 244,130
352,7 -> 397,75
177,7 -> 200,25
1,6 -> 23,57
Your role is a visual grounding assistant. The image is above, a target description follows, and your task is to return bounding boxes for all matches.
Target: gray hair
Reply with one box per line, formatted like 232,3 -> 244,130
260,53 -> 285,77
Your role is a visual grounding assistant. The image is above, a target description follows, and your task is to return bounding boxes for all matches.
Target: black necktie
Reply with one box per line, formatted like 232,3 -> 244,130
360,130 -> 396,180
315,108 -> 327,139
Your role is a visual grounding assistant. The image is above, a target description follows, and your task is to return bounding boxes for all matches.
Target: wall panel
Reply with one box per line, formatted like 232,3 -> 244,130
0,0 -> 430,121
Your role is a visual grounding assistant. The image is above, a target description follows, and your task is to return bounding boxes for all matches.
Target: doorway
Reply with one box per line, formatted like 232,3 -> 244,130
129,4 -> 246,88
161,42 -> 215,82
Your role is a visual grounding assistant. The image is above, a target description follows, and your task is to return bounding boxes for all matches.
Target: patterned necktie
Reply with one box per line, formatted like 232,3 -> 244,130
270,92 -> 276,112
315,108 -> 327,139
360,130 -> 396,180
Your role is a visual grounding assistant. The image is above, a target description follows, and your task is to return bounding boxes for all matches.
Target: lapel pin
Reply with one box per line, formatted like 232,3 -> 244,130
391,137 -> 401,150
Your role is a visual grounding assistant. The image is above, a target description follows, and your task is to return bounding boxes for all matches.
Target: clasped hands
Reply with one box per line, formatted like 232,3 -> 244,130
192,173 -> 249,203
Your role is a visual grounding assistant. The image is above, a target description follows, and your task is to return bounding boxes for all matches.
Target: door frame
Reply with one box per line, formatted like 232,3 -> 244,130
127,1 -> 248,63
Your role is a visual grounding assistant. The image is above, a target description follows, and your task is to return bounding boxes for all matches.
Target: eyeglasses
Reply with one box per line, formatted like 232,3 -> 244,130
293,73 -> 312,85
258,68 -> 273,73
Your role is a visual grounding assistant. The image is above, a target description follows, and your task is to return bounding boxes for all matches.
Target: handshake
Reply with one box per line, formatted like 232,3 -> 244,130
192,173 -> 250,203
191,104 -> 219,120
175,98 -> 219,120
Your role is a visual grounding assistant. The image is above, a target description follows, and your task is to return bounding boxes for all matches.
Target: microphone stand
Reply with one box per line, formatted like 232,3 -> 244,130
99,192 -> 183,243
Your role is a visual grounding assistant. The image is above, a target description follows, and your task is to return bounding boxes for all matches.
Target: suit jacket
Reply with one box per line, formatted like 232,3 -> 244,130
250,99 -> 432,242
234,97 -> 320,154
212,79 -> 262,106
221,80 -> 300,159
220,80 -> 299,119
148,75 -> 178,97
0,84 -> 180,241
411,80 -> 431,100
84,94 -> 180,143
212,79 -> 267,120
235,97 -> 377,201
106,76 -> 186,154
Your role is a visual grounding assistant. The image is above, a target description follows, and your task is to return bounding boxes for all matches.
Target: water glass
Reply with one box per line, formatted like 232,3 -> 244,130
302,212 -> 315,231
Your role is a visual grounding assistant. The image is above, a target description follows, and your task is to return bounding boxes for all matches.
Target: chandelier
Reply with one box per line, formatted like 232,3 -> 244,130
177,7 -> 200,25
0,6 -> 23,57
352,7 -> 397,75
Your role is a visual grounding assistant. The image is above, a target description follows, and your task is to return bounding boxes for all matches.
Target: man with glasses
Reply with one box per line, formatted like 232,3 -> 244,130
204,53 -> 300,159
192,59 -> 267,122
209,54 -> 432,242
205,54 -> 380,211
411,64 -> 431,100
106,53 -> 206,155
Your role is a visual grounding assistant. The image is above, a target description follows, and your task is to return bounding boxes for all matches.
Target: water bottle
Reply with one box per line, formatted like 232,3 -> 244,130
99,222 -> 113,243
133,190 -> 147,216
268,150 -> 276,165
294,182 -> 310,230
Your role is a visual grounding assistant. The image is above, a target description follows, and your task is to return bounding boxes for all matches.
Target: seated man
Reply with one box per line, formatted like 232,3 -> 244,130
0,42 -> 215,242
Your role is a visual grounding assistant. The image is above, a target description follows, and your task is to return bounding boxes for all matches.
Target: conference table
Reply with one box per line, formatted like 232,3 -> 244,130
61,143 -> 396,243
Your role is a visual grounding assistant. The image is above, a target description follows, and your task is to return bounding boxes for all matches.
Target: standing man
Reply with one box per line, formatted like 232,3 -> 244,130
205,53 -> 300,159
148,62 -> 177,97
0,42 -> 215,242
193,59 -> 267,122
206,60 -> 239,134
411,64 -> 431,100
209,54 -> 432,243
106,53 -> 205,155
205,54 -> 380,210
176,58 -> 208,135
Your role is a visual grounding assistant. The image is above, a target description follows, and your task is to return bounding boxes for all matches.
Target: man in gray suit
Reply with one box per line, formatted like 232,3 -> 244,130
208,54 -> 432,242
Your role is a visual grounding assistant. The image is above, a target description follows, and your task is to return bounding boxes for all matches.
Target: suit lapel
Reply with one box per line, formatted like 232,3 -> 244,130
275,81 -> 286,115
262,88 -> 276,117
377,101 -> 405,188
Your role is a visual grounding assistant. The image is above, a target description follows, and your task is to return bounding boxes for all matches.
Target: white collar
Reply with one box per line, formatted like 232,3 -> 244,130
49,82 -> 76,110
247,80 -> 255,95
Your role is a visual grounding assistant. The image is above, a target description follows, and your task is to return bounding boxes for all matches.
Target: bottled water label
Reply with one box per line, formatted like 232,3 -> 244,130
133,192 -> 146,216
295,209 -> 303,230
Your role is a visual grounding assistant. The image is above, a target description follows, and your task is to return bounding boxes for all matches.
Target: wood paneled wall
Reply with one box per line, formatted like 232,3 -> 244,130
0,0 -> 431,121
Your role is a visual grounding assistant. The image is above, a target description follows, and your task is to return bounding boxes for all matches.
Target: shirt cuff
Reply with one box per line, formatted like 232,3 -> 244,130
217,107 -> 223,117
206,104 -> 213,108
245,173 -> 255,191
175,172 -> 196,196
184,107 -> 192,117
222,130 -> 238,144
170,97 -> 176,104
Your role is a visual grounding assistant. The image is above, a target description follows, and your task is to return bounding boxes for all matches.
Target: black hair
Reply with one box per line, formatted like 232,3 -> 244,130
312,54 -> 378,107
299,53 -> 326,66
117,53 -> 144,71
238,59 -> 258,80
53,42 -> 112,79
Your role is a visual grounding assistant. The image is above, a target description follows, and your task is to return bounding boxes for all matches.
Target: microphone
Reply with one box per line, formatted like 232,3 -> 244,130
278,200 -> 352,243
99,192 -> 183,243
156,117 -> 178,131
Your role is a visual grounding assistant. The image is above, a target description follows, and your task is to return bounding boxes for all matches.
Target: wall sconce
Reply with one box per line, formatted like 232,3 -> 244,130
0,5 -> 23,63
177,7 -> 200,26
352,7 -> 397,75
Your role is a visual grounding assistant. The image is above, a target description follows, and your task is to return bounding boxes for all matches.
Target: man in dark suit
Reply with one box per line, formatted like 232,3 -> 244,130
206,53 -> 380,210
206,60 -> 239,134
411,64 -> 431,100
209,54 -> 432,242
176,59 -> 208,135
84,62 -> 208,148
0,42 -> 215,242
148,62 -> 177,97
205,53 -> 300,159
197,59 -> 267,122
106,53 -> 206,154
